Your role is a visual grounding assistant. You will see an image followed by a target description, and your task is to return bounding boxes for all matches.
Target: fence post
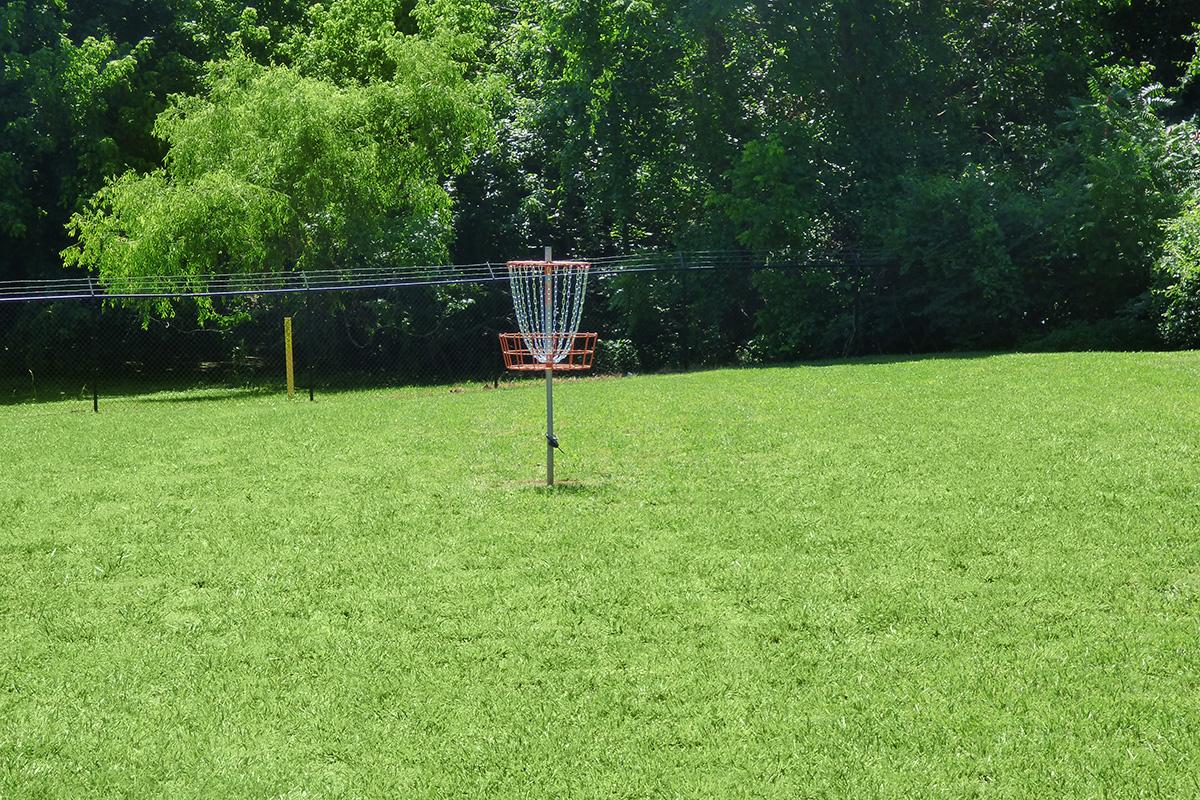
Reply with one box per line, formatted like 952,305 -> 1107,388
303,272 -> 314,401
284,316 -> 296,398
88,278 -> 99,413
679,251 -> 690,372
848,250 -> 862,357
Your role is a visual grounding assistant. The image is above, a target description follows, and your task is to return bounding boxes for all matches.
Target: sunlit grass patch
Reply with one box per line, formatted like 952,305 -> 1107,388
2,352 -> 1199,798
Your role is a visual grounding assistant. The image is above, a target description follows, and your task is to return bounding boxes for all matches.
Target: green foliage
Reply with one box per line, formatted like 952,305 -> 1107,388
1021,311 -> 1158,353
64,167 -> 294,314
1037,65 -> 1199,322
742,268 -> 855,362
719,132 -> 828,254
412,0 -> 496,66
0,3 -> 147,241
63,47 -> 491,304
289,0 -> 418,84
5,0 -> 1200,355
882,171 -> 1024,349
593,337 -> 638,374
1154,200 -> 1200,348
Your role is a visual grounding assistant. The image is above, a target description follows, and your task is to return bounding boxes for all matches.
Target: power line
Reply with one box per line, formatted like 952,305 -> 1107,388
0,249 -> 889,303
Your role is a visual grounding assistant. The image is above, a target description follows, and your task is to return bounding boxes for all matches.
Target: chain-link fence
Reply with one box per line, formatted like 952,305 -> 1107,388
1,256 -> 885,415
1,285 -> 505,414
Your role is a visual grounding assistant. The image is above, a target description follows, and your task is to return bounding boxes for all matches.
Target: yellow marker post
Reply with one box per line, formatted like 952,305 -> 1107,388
283,316 -> 295,398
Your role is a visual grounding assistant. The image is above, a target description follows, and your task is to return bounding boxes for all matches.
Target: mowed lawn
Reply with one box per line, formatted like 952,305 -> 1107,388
2,352 -> 1200,798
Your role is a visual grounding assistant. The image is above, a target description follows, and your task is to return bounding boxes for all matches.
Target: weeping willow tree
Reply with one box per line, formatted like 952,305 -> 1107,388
62,1 -> 496,309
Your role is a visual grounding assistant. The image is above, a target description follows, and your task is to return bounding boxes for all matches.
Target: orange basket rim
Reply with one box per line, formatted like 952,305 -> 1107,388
505,260 -> 591,269
498,331 -> 597,372
502,362 -> 594,371
498,331 -> 598,337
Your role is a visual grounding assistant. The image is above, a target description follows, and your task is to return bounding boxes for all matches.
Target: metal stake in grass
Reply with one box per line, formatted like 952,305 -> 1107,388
499,246 -> 597,486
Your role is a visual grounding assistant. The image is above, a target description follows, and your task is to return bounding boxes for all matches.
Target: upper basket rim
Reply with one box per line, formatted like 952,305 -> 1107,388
505,260 -> 591,269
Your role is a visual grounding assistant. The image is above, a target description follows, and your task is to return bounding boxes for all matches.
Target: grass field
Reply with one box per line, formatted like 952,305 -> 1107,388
2,352 -> 1200,798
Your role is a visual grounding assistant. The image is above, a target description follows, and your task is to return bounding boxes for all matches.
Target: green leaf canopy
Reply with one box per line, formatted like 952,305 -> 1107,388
64,43 -> 491,291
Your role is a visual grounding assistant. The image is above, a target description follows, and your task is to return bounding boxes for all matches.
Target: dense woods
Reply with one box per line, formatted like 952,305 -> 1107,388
6,0 -> 1200,366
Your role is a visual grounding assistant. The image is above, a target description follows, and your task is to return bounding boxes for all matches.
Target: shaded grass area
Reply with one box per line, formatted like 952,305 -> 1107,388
0,367 -> 514,411
0,374 -> 279,410
2,352 -> 1199,798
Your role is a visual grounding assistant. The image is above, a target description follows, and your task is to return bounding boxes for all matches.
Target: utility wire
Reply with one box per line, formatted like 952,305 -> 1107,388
0,249 -> 889,303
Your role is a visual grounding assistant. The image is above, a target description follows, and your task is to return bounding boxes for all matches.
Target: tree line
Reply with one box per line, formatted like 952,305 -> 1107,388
5,0 -> 1200,368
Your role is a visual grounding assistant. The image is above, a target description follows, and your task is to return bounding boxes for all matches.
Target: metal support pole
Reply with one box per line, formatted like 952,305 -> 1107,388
544,245 -> 554,487
546,367 -> 554,487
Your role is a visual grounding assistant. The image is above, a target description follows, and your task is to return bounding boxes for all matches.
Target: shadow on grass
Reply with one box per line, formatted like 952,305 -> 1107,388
9,350 -> 1113,411
759,350 -> 1006,371
0,382 -> 88,407
0,376 -> 283,407
134,386 -> 278,404
583,351 -> 1008,384
518,480 -> 604,496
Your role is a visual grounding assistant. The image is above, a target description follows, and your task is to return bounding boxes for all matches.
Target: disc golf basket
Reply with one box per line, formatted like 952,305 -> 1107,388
499,248 -> 596,486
